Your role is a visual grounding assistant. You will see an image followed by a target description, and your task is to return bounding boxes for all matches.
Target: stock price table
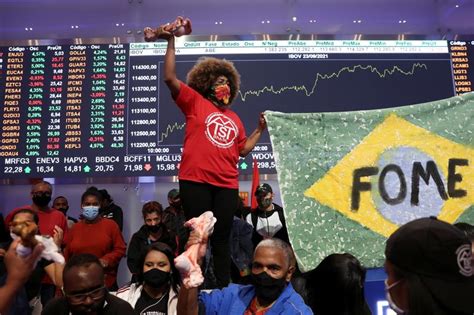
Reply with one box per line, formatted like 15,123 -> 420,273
0,40 -> 471,178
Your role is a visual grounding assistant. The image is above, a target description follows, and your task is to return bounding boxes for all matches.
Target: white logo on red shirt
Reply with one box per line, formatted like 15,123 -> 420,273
205,112 -> 239,148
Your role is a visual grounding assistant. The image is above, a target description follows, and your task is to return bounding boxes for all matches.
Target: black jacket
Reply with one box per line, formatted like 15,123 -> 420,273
126,224 -> 177,275
100,202 -> 123,231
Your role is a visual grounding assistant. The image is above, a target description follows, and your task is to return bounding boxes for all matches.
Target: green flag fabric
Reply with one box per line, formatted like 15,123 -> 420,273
265,92 -> 474,270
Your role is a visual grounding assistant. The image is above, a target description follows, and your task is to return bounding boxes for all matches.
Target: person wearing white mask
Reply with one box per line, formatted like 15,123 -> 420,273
64,188 -> 126,291
384,217 -> 474,315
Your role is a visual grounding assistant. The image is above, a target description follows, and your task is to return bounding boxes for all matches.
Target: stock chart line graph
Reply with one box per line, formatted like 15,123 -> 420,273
159,57 -> 454,147
238,62 -> 429,101
159,122 -> 186,143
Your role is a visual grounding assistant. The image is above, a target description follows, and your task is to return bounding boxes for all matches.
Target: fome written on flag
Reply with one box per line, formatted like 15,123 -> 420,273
265,92 -> 474,270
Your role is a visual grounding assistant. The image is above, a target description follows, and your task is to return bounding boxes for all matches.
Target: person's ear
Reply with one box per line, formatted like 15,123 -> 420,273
285,265 -> 295,282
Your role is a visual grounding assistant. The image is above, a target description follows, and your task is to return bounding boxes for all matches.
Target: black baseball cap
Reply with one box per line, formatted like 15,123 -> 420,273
167,189 -> 179,199
254,183 -> 272,197
385,217 -> 474,313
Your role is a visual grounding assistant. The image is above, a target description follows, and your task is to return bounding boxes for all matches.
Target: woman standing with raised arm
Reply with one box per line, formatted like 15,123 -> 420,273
148,17 -> 266,288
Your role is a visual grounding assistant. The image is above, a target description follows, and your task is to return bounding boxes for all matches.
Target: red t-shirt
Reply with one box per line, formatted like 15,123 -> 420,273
64,217 -> 126,288
175,82 -> 247,189
244,297 -> 271,315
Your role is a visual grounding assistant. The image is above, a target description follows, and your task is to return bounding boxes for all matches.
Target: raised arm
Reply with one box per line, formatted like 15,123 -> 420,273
164,35 -> 181,98
0,239 -> 44,313
177,287 -> 199,315
240,112 -> 267,157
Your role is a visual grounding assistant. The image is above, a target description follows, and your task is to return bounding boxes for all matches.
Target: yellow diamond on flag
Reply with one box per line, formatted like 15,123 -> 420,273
304,114 -> 474,238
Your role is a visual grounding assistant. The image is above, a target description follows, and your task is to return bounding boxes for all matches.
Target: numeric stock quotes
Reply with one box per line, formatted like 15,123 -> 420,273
0,40 -> 472,178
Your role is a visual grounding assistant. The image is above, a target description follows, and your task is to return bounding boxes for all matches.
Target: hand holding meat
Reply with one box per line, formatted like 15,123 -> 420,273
10,220 -> 64,265
174,211 -> 216,288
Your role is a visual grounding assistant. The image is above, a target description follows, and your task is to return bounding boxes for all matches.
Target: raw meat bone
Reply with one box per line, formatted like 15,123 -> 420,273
174,211 -> 216,289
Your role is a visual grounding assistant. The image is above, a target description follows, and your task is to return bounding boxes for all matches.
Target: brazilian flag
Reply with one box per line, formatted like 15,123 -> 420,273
265,92 -> 474,270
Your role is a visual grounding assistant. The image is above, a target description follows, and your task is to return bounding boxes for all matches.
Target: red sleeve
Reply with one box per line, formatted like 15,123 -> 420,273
63,223 -> 75,261
175,81 -> 200,116
60,213 -> 69,246
100,221 -> 126,268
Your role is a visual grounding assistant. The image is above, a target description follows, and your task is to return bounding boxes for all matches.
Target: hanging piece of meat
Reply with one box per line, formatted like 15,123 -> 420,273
174,211 -> 217,288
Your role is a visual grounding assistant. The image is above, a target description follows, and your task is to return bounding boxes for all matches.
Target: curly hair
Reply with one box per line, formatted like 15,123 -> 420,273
186,57 -> 240,104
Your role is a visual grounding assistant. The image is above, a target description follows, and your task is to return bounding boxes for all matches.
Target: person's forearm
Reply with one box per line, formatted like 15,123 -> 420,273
0,278 -> 23,312
240,127 -> 264,156
164,37 -> 176,84
177,287 -> 199,315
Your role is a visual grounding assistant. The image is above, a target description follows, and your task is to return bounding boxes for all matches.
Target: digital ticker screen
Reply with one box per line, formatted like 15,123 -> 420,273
0,40 -> 472,178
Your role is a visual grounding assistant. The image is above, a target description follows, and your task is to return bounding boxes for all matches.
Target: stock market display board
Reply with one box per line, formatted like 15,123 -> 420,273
0,40 -> 472,178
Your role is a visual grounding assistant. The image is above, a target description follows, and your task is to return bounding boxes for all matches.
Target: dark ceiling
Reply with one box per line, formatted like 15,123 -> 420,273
0,0 -> 473,43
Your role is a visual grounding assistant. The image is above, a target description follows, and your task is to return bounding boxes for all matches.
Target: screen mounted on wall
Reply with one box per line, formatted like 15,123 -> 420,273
0,40 -> 472,178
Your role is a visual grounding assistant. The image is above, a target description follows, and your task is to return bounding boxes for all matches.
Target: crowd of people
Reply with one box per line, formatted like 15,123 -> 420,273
1,180 -> 473,315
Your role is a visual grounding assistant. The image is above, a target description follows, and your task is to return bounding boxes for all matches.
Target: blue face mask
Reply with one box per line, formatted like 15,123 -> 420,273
82,206 -> 100,221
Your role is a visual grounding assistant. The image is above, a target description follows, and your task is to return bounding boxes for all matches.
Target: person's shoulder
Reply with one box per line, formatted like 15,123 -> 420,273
200,283 -> 249,299
48,207 -> 67,217
41,296 -> 69,314
115,282 -> 138,296
105,293 -> 135,313
131,225 -> 148,239
177,81 -> 201,99
100,217 -> 121,229
281,284 -> 313,314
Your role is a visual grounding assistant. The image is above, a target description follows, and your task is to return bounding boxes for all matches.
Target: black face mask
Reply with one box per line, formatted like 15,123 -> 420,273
170,201 -> 182,209
143,268 -> 171,288
251,271 -> 287,303
146,224 -> 161,234
32,194 -> 51,207
58,207 -> 69,214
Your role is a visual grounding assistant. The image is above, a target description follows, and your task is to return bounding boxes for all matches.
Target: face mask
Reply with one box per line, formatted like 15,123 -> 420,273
208,84 -> 231,107
170,201 -> 181,208
82,206 -> 99,221
385,279 -> 406,314
258,198 -> 272,209
146,224 -> 161,234
251,271 -> 287,303
32,193 -> 51,207
58,207 -> 69,214
143,268 -> 171,288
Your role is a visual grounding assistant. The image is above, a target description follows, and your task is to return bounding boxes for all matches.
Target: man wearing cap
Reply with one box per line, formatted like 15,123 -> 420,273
245,183 -> 290,249
163,189 -> 187,253
384,217 -> 474,315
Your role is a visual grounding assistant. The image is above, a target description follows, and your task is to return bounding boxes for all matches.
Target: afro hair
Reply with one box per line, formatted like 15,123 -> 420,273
186,57 -> 240,104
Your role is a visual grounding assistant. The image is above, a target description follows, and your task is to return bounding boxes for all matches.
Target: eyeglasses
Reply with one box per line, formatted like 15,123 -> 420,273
65,286 -> 105,304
